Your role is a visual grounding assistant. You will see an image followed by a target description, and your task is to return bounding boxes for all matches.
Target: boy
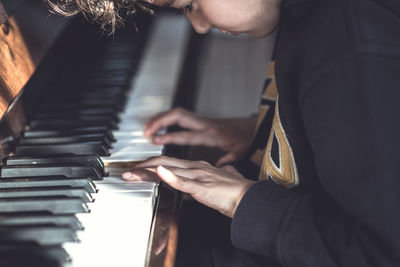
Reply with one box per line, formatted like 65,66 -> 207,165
48,0 -> 400,266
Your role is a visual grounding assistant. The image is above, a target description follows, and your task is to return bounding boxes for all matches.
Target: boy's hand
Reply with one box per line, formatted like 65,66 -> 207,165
144,107 -> 257,166
122,156 -> 255,218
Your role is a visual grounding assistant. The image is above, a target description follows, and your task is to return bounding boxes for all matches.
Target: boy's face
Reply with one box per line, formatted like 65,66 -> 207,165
146,0 -> 280,37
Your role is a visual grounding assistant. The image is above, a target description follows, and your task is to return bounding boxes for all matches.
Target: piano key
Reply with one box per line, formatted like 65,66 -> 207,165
41,91 -> 123,100
112,131 -> 147,144
0,226 -> 78,246
0,177 -> 97,193
1,165 -> 103,180
35,107 -> 118,119
113,130 -> 145,138
23,127 -> 115,141
34,113 -> 120,124
114,118 -> 149,131
88,76 -> 131,86
16,141 -> 110,157
0,245 -> 71,264
45,86 -> 127,94
64,183 -> 158,267
0,188 -> 93,203
30,114 -> 119,125
43,92 -> 125,101
39,102 -> 122,114
41,97 -> 123,107
104,136 -> 148,143
64,86 -> 127,95
101,151 -> 161,164
111,142 -> 162,151
3,155 -> 105,175
0,197 -> 89,214
92,60 -> 132,71
41,95 -> 124,103
19,134 -> 112,148
0,214 -> 83,230
109,147 -> 163,158
29,119 -> 118,131
95,178 -> 156,190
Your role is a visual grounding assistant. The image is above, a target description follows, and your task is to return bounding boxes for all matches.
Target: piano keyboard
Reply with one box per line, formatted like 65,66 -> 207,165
0,14 -> 190,267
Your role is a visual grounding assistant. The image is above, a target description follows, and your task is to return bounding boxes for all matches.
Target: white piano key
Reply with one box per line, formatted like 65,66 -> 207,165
121,18 -> 189,110
101,151 -> 162,163
117,120 -> 148,131
111,142 -> 163,152
64,183 -> 158,267
110,136 -> 149,143
95,178 -> 157,190
123,94 -> 172,107
124,93 -> 174,111
113,130 -> 145,137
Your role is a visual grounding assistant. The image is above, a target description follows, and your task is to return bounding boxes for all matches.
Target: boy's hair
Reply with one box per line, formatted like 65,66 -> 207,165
45,0 -> 154,33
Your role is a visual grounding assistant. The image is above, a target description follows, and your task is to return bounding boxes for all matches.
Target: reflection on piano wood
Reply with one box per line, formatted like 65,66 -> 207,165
0,0 -> 192,266
0,0 -> 66,117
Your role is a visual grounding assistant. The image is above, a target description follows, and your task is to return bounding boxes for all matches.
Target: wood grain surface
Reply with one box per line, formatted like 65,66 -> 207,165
0,0 -> 67,122
148,185 -> 181,267
0,16 -> 36,118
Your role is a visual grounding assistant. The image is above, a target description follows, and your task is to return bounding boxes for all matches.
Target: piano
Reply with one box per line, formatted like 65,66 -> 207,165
0,0 -> 198,266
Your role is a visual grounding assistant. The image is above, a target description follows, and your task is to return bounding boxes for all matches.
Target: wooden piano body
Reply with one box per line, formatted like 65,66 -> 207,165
0,0 -> 197,266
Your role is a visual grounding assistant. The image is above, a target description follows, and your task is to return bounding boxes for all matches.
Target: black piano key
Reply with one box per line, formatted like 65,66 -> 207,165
89,69 -> 132,78
34,108 -> 119,120
43,91 -> 125,100
103,45 -> 137,53
98,60 -> 132,70
0,226 -> 78,246
0,187 -> 93,202
4,155 -> 105,175
39,101 -> 122,113
0,214 -> 83,230
91,73 -> 131,80
15,141 -> 110,157
0,245 -> 69,266
0,177 -> 97,193
59,86 -> 126,95
88,77 -> 130,86
31,114 -> 119,124
44,96 -> 124,106
0,197 -> 89,214
42,97 -> 122,106
1,165 -> 103,180
29,119 -> 118,130
23,127 -> 115,141
19,134 -> 112,148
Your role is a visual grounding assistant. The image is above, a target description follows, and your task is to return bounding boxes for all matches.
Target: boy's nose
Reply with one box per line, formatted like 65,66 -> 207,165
188,15 -> 212,34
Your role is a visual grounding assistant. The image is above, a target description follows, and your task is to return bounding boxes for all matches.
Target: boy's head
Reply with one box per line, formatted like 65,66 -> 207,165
45,0 -> 153,33
46,0 -> 280,37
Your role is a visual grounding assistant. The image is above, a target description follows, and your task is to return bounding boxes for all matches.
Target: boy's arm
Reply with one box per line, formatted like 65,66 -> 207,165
231,53 -> 400,266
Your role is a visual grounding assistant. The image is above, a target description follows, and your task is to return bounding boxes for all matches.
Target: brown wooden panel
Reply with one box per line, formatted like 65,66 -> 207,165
148,185 -> 181,267
0,16 -> 35,117
0,0 -> 67,122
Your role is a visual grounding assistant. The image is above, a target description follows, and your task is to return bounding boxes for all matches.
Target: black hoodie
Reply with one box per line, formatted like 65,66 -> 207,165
232,0 -> 400,266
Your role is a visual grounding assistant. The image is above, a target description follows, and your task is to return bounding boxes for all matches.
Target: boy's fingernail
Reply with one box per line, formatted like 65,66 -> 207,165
122,172 -> 132,179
